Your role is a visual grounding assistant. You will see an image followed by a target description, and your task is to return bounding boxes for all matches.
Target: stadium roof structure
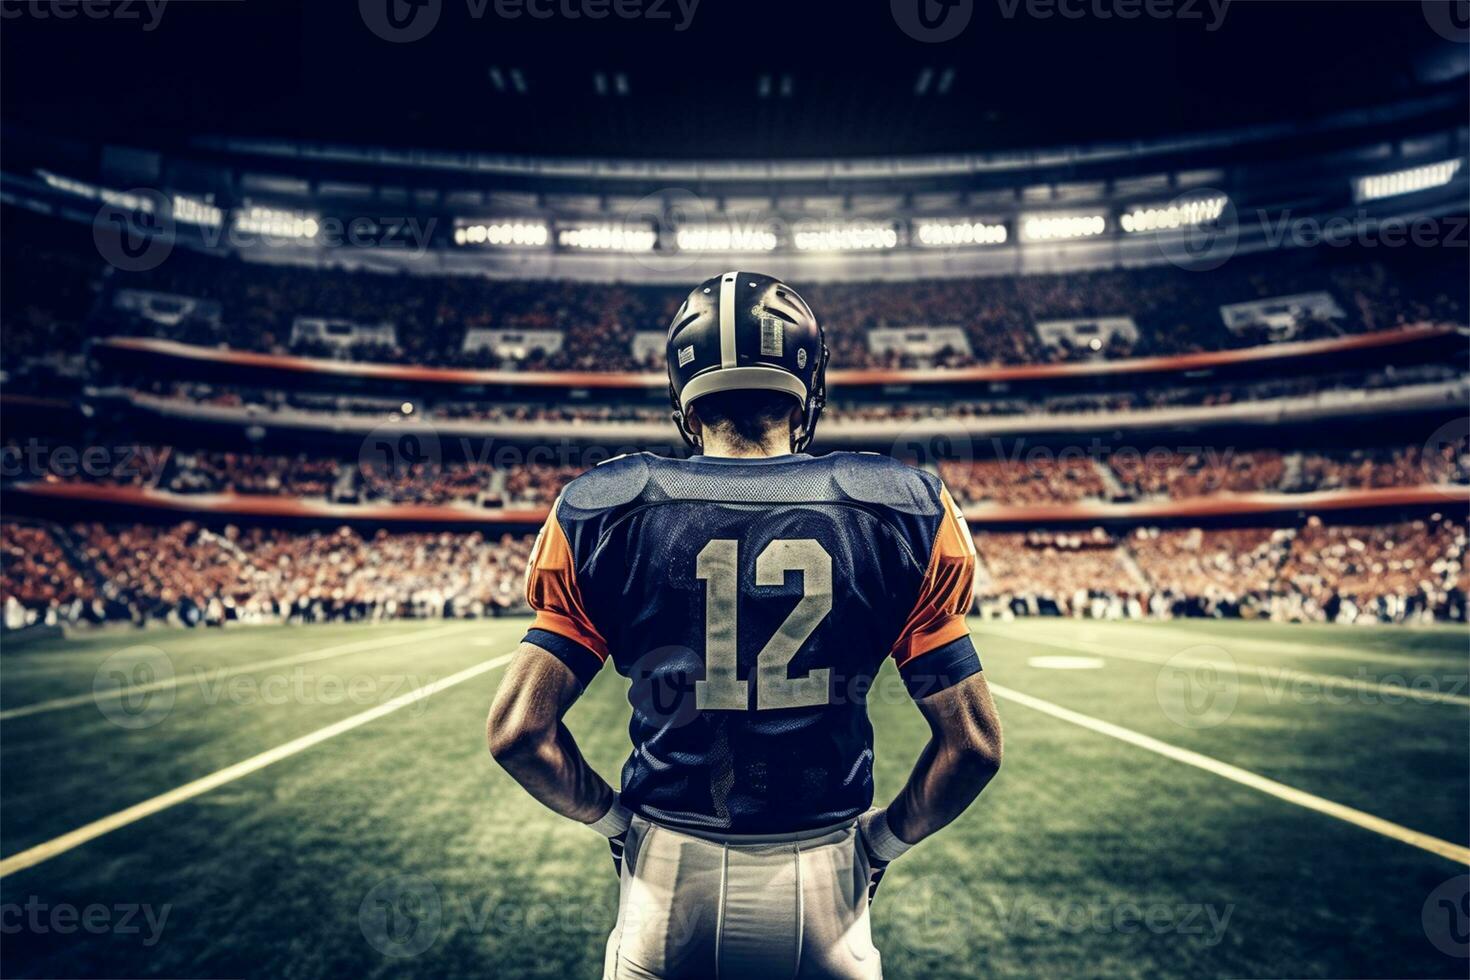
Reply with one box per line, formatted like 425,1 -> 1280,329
2,1 -> 1466,160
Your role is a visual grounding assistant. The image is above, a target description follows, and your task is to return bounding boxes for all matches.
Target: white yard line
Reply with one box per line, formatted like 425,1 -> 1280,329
976,629 -> 1470,708
0,653 -> 514,879
0,623 -> 481,722
989,682 -> 1470,866
986,620 -> 1468,669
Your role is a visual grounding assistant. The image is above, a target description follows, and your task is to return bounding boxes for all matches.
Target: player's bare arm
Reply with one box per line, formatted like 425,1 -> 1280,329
883,670 -> 1003,846
486,642 -> 615,825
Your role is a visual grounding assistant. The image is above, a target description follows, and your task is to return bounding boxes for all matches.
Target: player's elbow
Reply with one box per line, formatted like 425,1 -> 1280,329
486,694 -> 551,767
487,717 -> 548,767
951,726 -> 1003,781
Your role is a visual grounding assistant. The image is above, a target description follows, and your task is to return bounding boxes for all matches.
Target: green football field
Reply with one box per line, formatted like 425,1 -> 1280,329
1,617 -> 1466,979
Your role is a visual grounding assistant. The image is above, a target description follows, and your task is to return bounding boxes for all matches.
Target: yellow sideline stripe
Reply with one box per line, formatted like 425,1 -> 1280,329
989,682 -> 1470,866
0,623 -> 480,722
976,630 -> 1470,708
0,653 -> 515,879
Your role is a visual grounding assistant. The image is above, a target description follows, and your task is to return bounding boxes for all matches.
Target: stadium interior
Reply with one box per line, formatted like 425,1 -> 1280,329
1,2 -> 1467,978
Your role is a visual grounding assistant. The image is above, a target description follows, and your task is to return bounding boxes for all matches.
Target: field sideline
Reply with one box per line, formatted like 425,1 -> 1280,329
0,618 -> 1466,979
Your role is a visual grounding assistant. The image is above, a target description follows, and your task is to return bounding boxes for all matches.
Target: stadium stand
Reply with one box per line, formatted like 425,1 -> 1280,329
2,204 -> 1466,374
2,520 -> 535,629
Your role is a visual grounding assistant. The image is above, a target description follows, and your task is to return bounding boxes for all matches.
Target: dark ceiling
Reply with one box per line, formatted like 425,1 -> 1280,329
2,0 -> 1465,160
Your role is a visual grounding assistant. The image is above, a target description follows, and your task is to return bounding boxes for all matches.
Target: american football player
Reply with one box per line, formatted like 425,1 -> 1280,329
487,271 -> 1003,979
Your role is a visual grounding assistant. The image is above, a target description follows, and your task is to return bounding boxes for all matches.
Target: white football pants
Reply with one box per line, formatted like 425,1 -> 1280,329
603,815 -> 882,980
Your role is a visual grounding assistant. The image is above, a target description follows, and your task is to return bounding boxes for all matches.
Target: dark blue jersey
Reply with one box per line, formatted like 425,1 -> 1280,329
522,451 -> 981,834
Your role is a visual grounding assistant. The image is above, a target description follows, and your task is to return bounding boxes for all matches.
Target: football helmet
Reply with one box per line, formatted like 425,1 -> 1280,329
665,271 -> 829,452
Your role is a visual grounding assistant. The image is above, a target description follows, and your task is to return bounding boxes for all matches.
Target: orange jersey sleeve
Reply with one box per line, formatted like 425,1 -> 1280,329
524,499 -> 609,663
890,484 -> 978,669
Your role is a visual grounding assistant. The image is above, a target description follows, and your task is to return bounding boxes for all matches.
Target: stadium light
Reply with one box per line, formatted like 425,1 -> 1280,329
453,220 -> 549,247
234,205 -> 319,240
1119,195 -> 1229,234
556,223 -> 657,251
37,171 -> 157,212
1020,213 -> 1106,242
172,194 -> 223,228
1353,159 -> 1464,203
675,223 -> 779,252
914,218 -> 1007,247
791,221 -> 899,251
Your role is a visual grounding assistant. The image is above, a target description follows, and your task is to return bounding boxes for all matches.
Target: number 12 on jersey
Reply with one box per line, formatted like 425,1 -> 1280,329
694,538 -> 833,711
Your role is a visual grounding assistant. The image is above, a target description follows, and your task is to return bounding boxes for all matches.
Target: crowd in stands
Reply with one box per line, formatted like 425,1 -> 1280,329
5,511 -> 1464,629
1276,517 -> 1468,623
974,530 -> 1143,617
7,435 -> 1467,508
1127,527 -> 1293,616
974,515 -> 1467,623
101,361 -> 1464,439
1298,441 -> 1470,492
1,524 -> 91,619
2,521 -> 535,628
168,450 -> 338,496
4,204 -> 1465,376
1108,449 -> 1289,498
939,457 -> 1107,504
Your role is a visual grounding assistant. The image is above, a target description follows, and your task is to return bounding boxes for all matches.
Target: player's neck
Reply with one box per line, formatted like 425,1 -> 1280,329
699,432 -> 793,459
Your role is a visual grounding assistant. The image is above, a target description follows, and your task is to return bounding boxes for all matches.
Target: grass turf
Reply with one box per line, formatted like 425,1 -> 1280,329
0,618 -> 1465,978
